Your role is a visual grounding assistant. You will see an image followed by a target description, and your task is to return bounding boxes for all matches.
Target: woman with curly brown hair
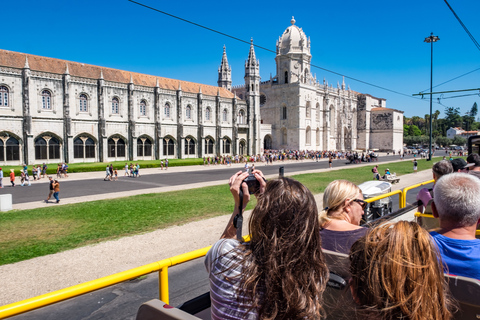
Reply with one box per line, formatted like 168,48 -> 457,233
205,169 -> 329,320
349,221 -> 454,320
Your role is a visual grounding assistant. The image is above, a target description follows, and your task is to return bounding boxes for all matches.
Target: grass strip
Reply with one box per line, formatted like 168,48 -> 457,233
0,157 -> 444,266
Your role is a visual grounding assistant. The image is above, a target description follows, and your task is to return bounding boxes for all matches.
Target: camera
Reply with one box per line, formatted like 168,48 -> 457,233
243,168 -> 266,194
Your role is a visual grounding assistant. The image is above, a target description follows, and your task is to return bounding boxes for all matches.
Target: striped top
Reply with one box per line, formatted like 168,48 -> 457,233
205,239 -> 259,320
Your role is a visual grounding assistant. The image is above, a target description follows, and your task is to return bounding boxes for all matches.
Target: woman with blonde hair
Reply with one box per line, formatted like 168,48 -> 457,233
319,179 -> 368,253
205,170 -> 329,320
349,221 -> 454,320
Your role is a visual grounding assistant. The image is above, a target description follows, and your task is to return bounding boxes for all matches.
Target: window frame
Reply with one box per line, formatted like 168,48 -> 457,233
79,94 -> 88,113
0,86 -> 9,107
112,97 -> 120,114
42,90 -> 52,110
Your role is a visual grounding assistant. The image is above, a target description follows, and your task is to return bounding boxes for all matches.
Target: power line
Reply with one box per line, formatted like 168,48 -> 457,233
127,0 -> 420,100
444,0 -> 480,52
420,66 -> 480,93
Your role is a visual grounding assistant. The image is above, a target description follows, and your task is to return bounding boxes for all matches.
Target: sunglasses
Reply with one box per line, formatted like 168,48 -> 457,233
352,199 -> 368,210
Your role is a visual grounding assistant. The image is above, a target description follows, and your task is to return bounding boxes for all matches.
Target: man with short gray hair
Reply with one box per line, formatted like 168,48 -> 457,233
467,153 -> 480,180
431,172 -> 480,280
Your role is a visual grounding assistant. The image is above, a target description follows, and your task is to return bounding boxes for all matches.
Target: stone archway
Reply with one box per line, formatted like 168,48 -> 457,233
263,135 -> 273,150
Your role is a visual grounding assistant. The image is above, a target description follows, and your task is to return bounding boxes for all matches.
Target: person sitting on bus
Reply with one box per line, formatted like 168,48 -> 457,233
416,160 -> 453,213
467,153 -> 480,180
205,170 -> 329,320
319,180 -> 368,254
349,221 -> 454,320
431,172 -> 480,280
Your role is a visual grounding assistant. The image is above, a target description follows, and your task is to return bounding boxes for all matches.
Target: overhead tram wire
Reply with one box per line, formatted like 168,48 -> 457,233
128,0 -> 421,101
444,0 -> 480,52
419,66 -> 480,94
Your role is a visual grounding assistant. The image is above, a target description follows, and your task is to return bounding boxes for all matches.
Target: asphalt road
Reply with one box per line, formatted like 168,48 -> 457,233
2,155 -> 407,205
7,155 -> 431,320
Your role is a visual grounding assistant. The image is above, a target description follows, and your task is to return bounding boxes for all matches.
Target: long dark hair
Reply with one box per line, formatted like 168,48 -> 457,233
241,177 -> 328,319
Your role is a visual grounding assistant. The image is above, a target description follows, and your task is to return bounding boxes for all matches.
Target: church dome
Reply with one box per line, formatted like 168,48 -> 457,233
277,17 -> 310,55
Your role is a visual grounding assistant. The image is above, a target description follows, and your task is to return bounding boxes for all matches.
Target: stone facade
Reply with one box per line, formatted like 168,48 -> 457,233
0,17 -> 403,166
232,17 -> 403,152
0,50 -> 250,165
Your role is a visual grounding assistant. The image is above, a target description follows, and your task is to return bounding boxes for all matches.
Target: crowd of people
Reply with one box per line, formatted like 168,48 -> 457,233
205,162 -> 480,319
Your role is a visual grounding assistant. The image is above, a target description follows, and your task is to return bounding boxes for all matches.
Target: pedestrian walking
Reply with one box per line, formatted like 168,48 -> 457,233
36,165 -> 42,180
114,168 -> 118,181
53,179 -> 60,203
9,169 -> 15,187
20,170 -> 25,186
413,159 -> 418,173
0,167 -> 3,188
32,166 -> 37,181
45,176 -> 54,202
328,155 -> 333,169
124,163 -> 129,176
160,160 -> 164,170
165,159 -> 169,170
104,165 -> 111,181
372,165 -> 380,180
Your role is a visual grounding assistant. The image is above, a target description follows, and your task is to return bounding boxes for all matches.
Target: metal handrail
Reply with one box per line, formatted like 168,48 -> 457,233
0,246 -> 212,319
0,181 -> 432,319
402,179 -> 435,208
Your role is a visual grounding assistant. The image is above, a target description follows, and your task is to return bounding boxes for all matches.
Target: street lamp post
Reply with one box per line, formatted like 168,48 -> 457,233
424,32 -> 439,161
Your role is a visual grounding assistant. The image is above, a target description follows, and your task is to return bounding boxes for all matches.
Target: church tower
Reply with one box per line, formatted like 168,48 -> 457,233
217,45 -> 232,91
275,17 -> 312,84
244,39 -> 261,154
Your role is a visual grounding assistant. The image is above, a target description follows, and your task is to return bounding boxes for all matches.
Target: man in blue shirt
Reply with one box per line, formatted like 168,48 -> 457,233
431,172 -> 480,280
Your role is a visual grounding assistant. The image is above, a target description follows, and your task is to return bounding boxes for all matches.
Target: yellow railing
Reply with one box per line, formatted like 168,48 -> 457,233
0,181 -> 433,319
415,212 -> 480,236
0,246 -> 212,319
402,179 -> 435,208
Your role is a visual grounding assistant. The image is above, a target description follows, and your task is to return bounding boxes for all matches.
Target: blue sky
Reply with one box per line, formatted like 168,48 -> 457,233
3,0 -> 479,118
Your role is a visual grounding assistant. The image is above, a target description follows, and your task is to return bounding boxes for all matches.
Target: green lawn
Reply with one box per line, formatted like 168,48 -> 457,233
0,156 -> 444,266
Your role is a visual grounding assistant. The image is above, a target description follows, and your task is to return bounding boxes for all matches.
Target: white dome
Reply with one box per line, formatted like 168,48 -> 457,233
277,17 -> 310,55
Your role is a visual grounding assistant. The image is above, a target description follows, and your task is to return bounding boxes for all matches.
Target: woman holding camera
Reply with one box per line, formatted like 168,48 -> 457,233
319,180 -> 368,254
205,170 -> 329,320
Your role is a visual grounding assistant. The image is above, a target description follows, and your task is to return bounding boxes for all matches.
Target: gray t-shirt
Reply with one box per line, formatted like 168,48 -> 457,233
205,239 -> 258,320
319,227 -> 368,254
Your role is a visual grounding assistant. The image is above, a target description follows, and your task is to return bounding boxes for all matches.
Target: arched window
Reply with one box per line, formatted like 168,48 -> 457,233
222,109 -> 228,122
205,107 -> 211,121
139,100 -> 146,116
284,71 -> 288,84
79,94 -> 88,112
137,137 -> 152,157
42,90 -> 51,109
35,136 -> 60,160
306,126 -> 311,145
164,103 -> 171,118
163,138 -> 175,156
222,138 -> 231,154
112,97 -> 119,114
0,86 -> 9,107
205,138 -> 214,154
306,102 -> 311,118
316,103 -> 320,121
185,105 -> 192,119
108,137 -> 126,158
238,110 -> 245,124
184,137 -> 196,155
74,137 -> 96,159
239,140 -> 246,155
316,128 -> 320,146
282,106 -> 287,120
0,136 -> 20,161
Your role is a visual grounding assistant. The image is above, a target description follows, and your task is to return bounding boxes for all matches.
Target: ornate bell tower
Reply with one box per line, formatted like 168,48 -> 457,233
244,39 -> 261,154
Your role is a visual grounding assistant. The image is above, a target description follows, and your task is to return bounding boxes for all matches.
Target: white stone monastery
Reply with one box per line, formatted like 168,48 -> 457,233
0,17 -> 403,165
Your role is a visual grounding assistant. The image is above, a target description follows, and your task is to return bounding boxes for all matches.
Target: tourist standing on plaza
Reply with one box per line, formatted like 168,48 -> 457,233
42,163 -> 47,178
45,177 -> 54,202
165,159 -> 169,170
32,166 -> 37,181
53,179 -> 60,203
20,170 -> 25,186
114,168 -> 118,181
413,159 -> 418,173
0,167 -> 3,188
124,163 -> 129,176
9,169 -> 15,187
328,155 -> 333,169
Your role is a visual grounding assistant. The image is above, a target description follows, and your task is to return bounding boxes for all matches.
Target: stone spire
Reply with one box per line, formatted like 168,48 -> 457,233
64,63 -> 69,75
342,76 -> 346,90
217,45 -> 232,91
246,38 -> 258,67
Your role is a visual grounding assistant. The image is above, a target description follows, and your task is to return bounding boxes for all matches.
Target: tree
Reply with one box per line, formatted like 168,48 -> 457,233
435,136 -> 452,147
471,102 -> 478,118
452,136 -> 467,146
433,110 -> 440,131
407,125 -> 422,136
444,107 -> 462,129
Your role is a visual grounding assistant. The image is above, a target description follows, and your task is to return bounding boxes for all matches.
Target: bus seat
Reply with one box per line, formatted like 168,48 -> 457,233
445,274 -> 480,320
136,299 -> 202,320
